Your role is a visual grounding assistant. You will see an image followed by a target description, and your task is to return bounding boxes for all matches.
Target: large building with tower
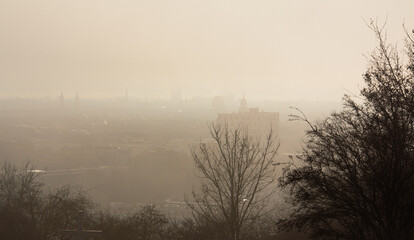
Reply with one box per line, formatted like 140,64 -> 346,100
217,96 -> 279,137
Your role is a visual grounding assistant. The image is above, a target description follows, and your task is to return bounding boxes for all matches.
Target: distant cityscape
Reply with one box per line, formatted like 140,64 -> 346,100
0,92 -> 340,217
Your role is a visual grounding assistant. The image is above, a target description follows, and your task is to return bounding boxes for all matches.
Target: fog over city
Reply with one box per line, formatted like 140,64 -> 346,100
1,0 -> 413,100
1,1 -> 414,240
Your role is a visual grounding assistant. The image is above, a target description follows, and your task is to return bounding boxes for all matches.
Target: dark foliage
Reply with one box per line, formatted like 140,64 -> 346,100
278,23 -> 414,240
0,162 -> 297,240
0,162 -> 94,240
94,205 -> 169,240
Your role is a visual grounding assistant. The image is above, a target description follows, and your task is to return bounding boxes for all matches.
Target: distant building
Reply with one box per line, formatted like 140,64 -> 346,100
239,95 -> 248,113
217,96 -> 279,138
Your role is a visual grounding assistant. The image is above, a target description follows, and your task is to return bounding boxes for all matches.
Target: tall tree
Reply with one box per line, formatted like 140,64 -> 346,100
189,123 -> 279,240
278,23 -> 414,240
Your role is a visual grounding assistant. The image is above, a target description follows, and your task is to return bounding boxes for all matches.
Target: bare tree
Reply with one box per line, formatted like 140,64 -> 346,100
278,22 -> 414,240
93,205 -> 170,240
189,123 -> 279,240
0,162 -> 93,240
0,162 -> 43,240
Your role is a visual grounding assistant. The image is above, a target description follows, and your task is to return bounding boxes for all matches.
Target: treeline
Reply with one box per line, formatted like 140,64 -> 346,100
0,162 -> 303,240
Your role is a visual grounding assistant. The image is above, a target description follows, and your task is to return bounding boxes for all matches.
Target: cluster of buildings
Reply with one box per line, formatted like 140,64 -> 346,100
217,96 -> 279,138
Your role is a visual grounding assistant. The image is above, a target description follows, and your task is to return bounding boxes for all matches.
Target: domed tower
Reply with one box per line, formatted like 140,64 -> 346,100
239,95 -> 248,113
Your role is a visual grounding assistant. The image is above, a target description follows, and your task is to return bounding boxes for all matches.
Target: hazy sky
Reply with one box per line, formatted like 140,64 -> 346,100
0,0 -> 413,100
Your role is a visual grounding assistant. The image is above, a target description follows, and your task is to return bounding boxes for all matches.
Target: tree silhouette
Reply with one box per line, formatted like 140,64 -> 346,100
0,163 -> 93,240
278,23 -> 414,240
189,123 -> 279,240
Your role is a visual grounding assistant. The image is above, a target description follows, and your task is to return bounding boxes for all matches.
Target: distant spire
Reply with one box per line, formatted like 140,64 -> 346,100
75,93 -> 79,109
59,92 -> 64,108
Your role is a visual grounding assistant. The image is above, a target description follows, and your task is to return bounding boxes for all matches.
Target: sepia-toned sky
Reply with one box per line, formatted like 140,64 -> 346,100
0,0 -> 413,100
